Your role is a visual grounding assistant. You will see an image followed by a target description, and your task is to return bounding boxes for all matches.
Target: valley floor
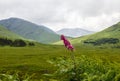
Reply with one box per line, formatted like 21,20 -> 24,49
0,45 -> 120,80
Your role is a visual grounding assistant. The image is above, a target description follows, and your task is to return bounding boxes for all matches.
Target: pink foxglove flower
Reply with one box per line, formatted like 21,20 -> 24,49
61,35 -> 74,51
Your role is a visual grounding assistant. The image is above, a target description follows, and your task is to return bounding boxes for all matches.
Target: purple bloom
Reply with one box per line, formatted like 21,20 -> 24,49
61,35 -> 74,51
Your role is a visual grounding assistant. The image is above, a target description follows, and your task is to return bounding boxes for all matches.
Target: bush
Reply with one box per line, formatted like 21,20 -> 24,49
84,38 -> 119,45
12,39 -> 27,47
94,38 -> 119,45
28,42 -> 35,46
0,38 -> 12,46
0,71 -> 34,81
0,38 -> 27,47
44,55 -> 120,81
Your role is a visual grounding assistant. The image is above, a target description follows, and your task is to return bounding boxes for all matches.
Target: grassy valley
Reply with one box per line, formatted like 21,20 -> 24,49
0,19 -> 120,81
0,44 -> 120,80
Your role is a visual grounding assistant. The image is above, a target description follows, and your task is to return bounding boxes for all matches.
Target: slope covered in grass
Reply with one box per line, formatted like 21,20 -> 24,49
70,22 -> 120,45
0,25 -> 25,40
0,18 -> 60,44
0,25 -> 37,47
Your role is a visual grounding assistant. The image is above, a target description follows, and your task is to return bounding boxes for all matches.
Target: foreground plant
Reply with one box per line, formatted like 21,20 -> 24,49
43,35 -> 120,81
44,55 -> 120,81
61,34 -> 78,80
0,71 -> 34,81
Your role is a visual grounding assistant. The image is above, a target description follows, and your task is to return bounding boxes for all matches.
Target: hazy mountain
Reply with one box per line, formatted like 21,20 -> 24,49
0,18 -> 60,44
70,22 -> 120,45
57,28 -> 94,37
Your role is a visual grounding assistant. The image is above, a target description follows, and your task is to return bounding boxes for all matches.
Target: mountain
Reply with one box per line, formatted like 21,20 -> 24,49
71,22 -> 120,45
56,28 -> 94,37
0,18 -> 60,44
0,25 -> 25,40
0,25 -> 38,47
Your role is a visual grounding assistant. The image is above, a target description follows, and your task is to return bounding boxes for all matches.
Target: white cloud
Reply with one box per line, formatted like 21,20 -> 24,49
0,0 -> 120,31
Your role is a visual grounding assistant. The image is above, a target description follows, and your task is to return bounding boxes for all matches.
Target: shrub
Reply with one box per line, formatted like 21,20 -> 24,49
0,38 -> 27,47
84,38 -> 119,45
28,42 -> 35,46
94,38 -> 119,45
12,39 -> 26,47
44,55 -> 120,81
0,38 -> 12,46
0,71 -> 34,81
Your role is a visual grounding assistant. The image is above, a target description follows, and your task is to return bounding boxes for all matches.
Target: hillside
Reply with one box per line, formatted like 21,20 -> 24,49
0,25 -> 37,46
71,22 -> 120,45
0,18 -> 60,44
57,28 -> 94,37
0,25 -> 25,40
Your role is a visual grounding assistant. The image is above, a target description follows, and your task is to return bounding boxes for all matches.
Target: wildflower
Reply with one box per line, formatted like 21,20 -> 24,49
61,35 -> 74,51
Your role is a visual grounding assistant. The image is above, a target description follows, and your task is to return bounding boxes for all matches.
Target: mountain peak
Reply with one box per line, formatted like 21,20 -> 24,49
1,17 -> 25,22
8,17 -> 22,20
57,28 -> 94,38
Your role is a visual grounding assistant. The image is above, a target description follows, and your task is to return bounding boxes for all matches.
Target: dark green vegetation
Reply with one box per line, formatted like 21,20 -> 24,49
0,38 -> 26,46
0,44 -> 120,81
0,37 -> 35,47
0,18 -> 60,44
84,38 -> 119,45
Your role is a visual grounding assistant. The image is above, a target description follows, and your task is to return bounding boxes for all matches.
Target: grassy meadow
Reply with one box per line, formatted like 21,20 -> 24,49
0,44 -> 120,80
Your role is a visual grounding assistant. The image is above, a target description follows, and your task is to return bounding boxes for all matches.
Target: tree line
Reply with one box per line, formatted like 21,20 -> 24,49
0,38 -> 35,47
84,38 -> 119,45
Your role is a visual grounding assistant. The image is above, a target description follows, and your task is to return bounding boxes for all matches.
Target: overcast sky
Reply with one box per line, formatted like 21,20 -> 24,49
0,0 -> 120,31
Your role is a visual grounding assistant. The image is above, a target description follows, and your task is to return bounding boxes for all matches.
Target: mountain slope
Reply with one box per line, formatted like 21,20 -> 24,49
57,28 -> 94,37
0,18 -> 60,44
71,22 -> 120,45
0,25 -> 25,40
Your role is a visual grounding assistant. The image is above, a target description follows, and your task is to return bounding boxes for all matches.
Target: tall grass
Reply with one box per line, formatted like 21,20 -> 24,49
0,71 -> 35,81
0,45 -> 120,80
44,55 -> 120,81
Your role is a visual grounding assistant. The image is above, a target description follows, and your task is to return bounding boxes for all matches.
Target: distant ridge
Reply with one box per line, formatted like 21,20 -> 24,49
0,17 -> 60,44
57,28 -> 94,37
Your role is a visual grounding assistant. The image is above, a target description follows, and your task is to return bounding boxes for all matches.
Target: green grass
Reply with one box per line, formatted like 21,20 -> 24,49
0,44 -> 120,80
0,45 -> 65,79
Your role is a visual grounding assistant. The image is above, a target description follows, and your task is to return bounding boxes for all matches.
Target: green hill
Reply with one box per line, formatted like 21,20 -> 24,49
0,25 -> 25,40
54,22 -> 120,45
0,25 -> 37,47
71,22 -> 120,45
0,18 -> 60,44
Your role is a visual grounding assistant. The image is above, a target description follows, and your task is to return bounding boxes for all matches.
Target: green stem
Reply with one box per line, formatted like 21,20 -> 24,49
70,52 -> 79,81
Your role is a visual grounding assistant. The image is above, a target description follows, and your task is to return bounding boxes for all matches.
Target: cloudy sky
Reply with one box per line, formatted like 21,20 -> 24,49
0,0 -> 120,31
